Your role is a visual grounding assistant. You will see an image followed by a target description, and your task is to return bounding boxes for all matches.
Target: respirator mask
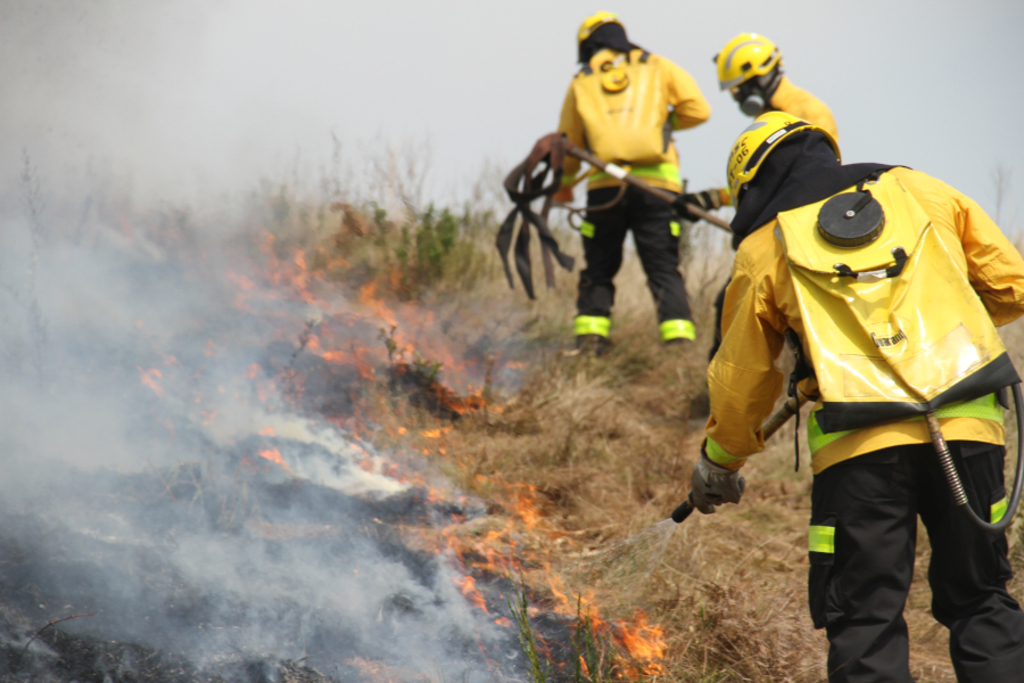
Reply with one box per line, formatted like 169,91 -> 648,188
732,69 -> 782,117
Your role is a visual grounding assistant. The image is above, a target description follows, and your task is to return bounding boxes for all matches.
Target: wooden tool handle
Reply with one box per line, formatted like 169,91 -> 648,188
564,143 -> 733,233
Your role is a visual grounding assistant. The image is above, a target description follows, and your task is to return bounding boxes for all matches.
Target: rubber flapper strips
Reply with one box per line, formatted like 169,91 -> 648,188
496,133 -> 575,299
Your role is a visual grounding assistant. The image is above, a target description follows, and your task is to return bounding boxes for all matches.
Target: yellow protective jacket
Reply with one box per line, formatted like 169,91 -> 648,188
713,77 -> 839,207
558,48 -> 710,194
705,167 -> 1024,474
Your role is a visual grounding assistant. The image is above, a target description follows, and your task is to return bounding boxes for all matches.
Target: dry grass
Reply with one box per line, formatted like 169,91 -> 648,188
290,193 -> 1024,682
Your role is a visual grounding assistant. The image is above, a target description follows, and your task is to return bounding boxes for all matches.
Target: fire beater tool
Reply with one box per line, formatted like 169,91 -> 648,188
497,134 -> 732,298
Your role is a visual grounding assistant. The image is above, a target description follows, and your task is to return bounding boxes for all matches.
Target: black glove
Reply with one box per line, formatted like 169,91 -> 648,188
672,190 -> 722,222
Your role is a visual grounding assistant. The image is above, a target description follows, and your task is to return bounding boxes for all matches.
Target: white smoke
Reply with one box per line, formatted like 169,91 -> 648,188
0,157 -> 518,681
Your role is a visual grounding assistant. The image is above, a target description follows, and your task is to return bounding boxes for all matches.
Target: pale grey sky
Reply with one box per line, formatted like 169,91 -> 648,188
2,0 -> 1021,226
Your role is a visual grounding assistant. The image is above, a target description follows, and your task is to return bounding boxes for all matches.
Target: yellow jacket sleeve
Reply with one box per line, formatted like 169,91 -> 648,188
557,82 -> 584,183
705,227 -> 791,468
770,76 -> 839,142
662,58 -> 711,130
892,168 -> 1024,326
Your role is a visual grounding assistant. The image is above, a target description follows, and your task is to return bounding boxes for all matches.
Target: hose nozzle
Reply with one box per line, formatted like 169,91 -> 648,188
671,496 -> 694,523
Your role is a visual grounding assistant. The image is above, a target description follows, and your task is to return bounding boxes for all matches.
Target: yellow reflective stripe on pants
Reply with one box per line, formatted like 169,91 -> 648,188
809,525 -> 835,554
669,220 -> 680,237
580,220 -> 595,238
807,393 -> 1005,455
659,319 -> 695,342
574,315 -> 611,337
992,496 -> 1008,523
591,162 -> 681,187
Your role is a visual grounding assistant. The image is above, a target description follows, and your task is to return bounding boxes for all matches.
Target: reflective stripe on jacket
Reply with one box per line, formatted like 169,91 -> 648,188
705,167 -> 1024,474
557,48 -> 710,193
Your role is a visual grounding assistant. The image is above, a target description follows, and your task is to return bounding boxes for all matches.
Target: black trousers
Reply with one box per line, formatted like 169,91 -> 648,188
810,442 -> 1024,682
577,186 -> 692,324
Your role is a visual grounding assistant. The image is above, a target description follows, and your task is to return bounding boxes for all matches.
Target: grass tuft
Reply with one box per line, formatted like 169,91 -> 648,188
507,572 -> 550,683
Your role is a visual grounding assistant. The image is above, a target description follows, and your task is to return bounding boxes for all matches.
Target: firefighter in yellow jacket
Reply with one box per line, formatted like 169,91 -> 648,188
685,33 -> 839,358
554,12 -> 710,353
690,112 -> 1024,681
682,33 -> 839,217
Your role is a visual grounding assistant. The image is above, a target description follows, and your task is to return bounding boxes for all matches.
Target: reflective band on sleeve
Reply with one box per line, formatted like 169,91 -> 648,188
604,163 -> 628,180
807,393 -> 1005,455
574,315 -> 611,338
705,436 -> 743,465
808,525 -> 835,554
580,220 -> 595,238
659,319 -> 695,342
992,497 -> 1008,524
669,220 -> 680,237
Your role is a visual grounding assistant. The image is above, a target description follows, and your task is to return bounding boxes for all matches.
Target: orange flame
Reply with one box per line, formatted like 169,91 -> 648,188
512,484 -> 543,529
291,251 -> 315,303
138,367 -> 166,397
258,448 -> 292,473
453,575 -> 489,614
615,610 -> 666,678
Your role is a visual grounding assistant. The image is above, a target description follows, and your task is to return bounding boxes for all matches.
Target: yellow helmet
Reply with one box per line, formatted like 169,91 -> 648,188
726,111 -> 840,201
578,11 -> 622,45
714,33 -> 782,91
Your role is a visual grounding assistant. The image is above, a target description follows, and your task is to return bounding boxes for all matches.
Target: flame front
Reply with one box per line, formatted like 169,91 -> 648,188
615,609 -> 667,678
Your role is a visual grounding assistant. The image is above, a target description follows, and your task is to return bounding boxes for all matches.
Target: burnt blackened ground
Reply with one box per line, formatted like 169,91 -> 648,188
1,608 -> 350,683
0,431 -> 532,683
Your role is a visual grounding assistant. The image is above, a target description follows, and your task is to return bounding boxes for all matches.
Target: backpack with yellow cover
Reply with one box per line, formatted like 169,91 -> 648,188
777,170 -> 1019,434
571,49 -> 673,167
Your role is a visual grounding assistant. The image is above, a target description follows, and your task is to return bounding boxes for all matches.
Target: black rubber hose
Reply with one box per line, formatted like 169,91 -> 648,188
935,383 -> 1024,534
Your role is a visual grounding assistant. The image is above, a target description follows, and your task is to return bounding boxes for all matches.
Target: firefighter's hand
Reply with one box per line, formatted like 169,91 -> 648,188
553,186 -> 574,203
673,190 -> 722,222
690,449 -> 745,514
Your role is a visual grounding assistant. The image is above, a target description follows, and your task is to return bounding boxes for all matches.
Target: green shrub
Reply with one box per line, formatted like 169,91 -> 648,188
381,203 -> 491,300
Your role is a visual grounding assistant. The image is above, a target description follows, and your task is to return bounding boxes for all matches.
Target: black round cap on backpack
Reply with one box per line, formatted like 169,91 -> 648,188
817,191 -> 885,247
